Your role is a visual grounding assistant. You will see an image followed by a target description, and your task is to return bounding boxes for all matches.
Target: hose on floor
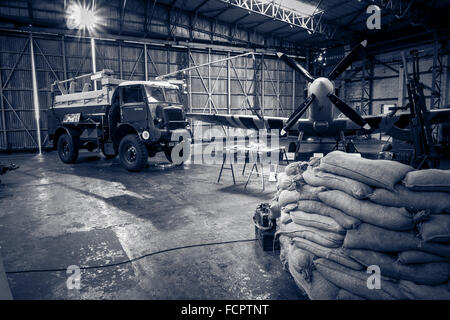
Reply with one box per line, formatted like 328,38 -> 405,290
4,238 -> 258,274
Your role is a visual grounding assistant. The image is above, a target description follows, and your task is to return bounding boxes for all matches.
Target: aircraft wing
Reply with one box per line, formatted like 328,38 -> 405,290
188,107 -> 450,141
188,112 -> 291,131
338,107 -> 450,141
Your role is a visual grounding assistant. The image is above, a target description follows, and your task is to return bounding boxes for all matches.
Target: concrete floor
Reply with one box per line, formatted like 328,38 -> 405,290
0,147 -> 305,300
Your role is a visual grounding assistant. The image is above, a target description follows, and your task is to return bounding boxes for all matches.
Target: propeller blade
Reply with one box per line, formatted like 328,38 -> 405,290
328,93 -> 371,130
281,94 -> 316,136
328,40 -> 367,81
277,52 -> 315,83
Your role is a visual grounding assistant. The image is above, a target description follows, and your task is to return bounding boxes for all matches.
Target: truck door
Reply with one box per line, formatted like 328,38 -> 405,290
120,85 -> 148,129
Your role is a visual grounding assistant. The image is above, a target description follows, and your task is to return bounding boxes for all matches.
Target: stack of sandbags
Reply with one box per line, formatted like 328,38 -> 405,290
273,158 -> 367,300
273,151 -> 450,300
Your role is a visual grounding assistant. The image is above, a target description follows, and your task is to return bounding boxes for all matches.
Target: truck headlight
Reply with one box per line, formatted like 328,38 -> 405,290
142,131 -> 150,140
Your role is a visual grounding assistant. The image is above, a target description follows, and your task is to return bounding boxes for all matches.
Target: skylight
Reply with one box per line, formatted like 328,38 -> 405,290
260,0 -> 322,16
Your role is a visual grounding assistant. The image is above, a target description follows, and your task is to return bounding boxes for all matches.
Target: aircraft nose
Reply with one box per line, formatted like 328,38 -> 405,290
309,77 -> 334,97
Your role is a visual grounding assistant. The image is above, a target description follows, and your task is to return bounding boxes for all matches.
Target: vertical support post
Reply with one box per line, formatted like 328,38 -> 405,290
360,54 -> 366,114
166,46 -> 170,75
443,54 -> 449,106
368,58 -> 373,115
90,37 -> 97,90
227,51 -> 231,114
292,69 -> 295,113
277,58 -> 280,117
144,43 -> 148,81
261,53 -> 264,115
187,48 -> 193,135
0,58 -> 7,149
188,48 -> 192,113
398,64 -> 405,107
208,48 -> 211,114
61,35 -> 67,86
431,41 -> 438,109
29,33 -> 42,154
119,41 -> 123,79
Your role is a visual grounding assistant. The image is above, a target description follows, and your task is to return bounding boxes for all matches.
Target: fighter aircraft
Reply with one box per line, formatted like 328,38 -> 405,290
185,40 -> 450,152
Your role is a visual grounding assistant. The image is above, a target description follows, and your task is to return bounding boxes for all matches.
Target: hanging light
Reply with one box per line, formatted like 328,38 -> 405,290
66,1 -> 99,32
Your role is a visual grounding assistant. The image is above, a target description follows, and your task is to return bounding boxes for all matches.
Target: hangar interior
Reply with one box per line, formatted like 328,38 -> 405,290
0,0 -> 449,300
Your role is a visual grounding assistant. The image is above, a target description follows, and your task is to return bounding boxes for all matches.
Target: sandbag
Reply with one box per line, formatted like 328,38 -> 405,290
399,280 -> 450,300
303,167 -> 373,199
344,223 -> 450,258
398,251 -> 450,264
336,289 -> 365,300
277,172 -> 295,191
276,222 -> 344,248
345,249 -> 450,285
319,150 -> 413,190
269,201 -> 281,219
292,237 -> 363,270
318,190 -> 420,231
288,263 -> 340,300
314,258 -> 407,300
419,214 -> 450,242
308,157 -> 321,168
403,169 -> 450,192
291,173 -> 306,186
297,200 -> 361,230
296,184 -> 327,201
369,184 -> 450,214
288,246 -> 314,282
281,202 -> 298,213
285,161 -> 308,176
279,212 -> 292,225
279,190 -> 301,207
290,210 -> 345,234
279,235 -> 291,270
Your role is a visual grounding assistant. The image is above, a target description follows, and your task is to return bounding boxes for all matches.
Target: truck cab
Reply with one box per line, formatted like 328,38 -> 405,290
48,70 -> 191,171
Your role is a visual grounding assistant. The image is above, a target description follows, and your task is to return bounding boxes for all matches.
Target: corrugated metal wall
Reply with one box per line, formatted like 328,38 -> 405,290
0,31 -> 304,151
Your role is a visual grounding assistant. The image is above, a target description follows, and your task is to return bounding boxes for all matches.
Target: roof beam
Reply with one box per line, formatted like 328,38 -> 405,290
218,0 -> 336,39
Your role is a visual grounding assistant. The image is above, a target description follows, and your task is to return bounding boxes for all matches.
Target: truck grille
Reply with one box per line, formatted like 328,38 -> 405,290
163,107 -> 186,130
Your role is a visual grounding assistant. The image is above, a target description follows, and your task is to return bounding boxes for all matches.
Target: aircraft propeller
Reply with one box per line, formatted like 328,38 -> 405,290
277,39 -> 371,135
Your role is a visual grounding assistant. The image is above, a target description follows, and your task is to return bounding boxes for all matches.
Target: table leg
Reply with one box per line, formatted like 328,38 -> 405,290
259,157 -> 264,191
230,163 -> 236,184
245,163 -> 256,189
217,155 -> 226,183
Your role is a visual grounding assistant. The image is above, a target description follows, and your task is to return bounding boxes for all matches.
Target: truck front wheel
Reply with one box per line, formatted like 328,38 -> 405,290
118,134 -> 148,171
57,133 -> 79,164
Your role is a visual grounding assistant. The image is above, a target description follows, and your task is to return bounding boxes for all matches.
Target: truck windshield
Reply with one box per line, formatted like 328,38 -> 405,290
145,86 -> 181,104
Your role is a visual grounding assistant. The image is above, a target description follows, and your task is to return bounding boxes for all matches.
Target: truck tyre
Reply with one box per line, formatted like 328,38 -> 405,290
57,133 -> 79,164
118,134 -> 148,171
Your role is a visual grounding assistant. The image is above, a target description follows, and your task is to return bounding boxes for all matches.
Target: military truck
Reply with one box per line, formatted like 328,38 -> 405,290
48,69 -> 190,171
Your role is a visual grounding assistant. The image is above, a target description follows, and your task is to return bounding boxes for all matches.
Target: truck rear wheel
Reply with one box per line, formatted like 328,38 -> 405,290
57,133 -> 79,164
118,134 -> 148,171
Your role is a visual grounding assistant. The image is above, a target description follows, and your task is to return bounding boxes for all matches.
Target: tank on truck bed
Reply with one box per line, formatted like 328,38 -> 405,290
48,69 -> 190,171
